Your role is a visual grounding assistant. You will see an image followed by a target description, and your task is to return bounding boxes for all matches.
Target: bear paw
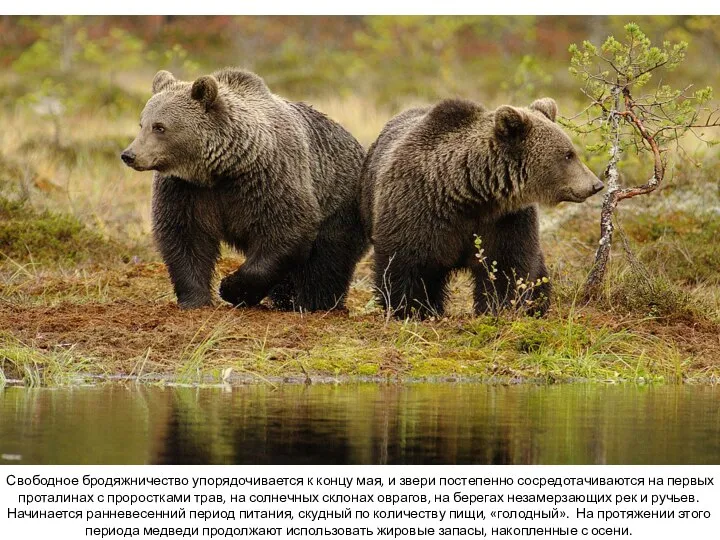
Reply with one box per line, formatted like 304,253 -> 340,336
219,274 -> 266,307
176,291 -> 214,310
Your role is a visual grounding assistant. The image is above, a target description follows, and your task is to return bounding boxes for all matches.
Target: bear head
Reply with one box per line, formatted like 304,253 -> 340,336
493,97 -> 604,206
121,70 -> 258,185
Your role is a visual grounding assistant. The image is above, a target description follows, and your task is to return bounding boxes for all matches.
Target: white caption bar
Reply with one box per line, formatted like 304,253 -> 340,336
1,465 -> 718,539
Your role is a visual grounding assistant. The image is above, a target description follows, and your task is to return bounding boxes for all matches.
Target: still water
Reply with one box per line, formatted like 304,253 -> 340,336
1,384 -> 719,465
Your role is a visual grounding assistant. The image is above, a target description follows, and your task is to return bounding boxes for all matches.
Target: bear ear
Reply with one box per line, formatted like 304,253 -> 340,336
191,76 -> 219,111
529,97 -> 558,122
494,106 -> 530,142
152,70 -> 176,94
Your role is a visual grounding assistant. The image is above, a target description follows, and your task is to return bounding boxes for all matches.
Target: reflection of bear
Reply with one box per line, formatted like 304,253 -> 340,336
360,97 -> 604,319
122,69 -> 367,311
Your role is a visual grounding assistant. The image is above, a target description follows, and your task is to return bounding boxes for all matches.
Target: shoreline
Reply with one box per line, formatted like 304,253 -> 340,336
2,285 -> 719,387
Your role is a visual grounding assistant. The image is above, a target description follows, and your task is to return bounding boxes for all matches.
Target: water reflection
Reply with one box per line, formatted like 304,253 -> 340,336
1,384 -> 719,465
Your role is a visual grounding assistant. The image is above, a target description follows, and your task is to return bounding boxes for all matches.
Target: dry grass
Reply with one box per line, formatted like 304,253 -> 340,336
1,254 -> 719,385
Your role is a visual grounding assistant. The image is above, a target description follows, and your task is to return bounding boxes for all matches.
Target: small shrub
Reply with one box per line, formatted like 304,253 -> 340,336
624,210 -> 720,285
608,268 -> 697,321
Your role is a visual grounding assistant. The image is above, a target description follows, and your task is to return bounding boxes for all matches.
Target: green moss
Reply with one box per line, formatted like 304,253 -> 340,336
356,363 -> 379,376
0,197 -> 123,265
509,319 -> 590,356
408,356 -> 468,378
454,319 -> 500,347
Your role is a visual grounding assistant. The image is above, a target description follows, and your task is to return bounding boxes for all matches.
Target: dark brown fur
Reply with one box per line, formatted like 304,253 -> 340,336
360,97 -> 603,319
122,68 -> 367,311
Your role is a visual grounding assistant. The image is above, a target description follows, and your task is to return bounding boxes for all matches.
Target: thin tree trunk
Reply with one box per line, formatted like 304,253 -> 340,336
583,88 -> 622,300
583,88 -> 665,301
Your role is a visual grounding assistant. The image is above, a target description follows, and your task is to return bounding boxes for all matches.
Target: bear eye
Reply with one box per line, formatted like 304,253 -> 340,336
564,151 -> 574,161
152,123 -> 165,134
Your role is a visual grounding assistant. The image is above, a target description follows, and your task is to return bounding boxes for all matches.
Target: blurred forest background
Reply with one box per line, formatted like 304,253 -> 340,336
1,16 -> 719,236
1,16 -> 720,384
3,16 -> 720,115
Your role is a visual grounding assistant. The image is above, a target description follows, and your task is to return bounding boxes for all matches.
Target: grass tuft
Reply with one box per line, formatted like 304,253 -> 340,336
176,320 -> 232,384
0,196 -> 127,266
0,334 -> 93,386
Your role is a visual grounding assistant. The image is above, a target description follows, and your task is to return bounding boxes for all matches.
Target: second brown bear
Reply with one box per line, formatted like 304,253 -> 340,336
360,97 -> 604,319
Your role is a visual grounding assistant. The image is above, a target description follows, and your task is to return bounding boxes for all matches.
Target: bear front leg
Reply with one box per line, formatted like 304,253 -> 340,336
472,206 -> 550,316
152,177 -> 220,309
219,248 -> 308,308
166,241 -> 220,309
526,252 -> 551,317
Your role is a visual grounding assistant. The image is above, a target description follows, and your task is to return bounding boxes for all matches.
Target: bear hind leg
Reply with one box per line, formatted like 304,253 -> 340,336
285,249 -> 358,312
275,209 -> 367,312
374,253 -> 450,319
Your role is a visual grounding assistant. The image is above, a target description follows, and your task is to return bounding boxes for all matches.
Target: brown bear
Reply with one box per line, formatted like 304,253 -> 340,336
122,68 -> 367,311
360,97 -> 603,319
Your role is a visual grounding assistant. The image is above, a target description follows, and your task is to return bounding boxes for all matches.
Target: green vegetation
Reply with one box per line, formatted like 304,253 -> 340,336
3,17 -> 720,118
565,23 -> 720,298
0,16 -> 719,386
0,196 -> 127,266
176,323 -> 231,384
0,284 -> 717,385
0,334 -> 94,386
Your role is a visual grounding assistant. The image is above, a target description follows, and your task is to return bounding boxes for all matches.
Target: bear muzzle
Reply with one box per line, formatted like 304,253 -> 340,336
121,150 -> 136,166
572,179 -> 604,201
121,149 -> 154,171
560,179 -> 605,203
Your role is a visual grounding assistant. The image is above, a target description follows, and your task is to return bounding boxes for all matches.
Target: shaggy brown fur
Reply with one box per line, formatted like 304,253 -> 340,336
122,68 -> 367,311
360,97 -> 603,319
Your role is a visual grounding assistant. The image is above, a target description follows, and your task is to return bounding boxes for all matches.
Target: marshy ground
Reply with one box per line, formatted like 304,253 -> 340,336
1,102 -> 719,386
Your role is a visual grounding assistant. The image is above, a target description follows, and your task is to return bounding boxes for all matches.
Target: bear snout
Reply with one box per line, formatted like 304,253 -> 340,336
592,180 -> 604,194
120,150 -> 136,166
